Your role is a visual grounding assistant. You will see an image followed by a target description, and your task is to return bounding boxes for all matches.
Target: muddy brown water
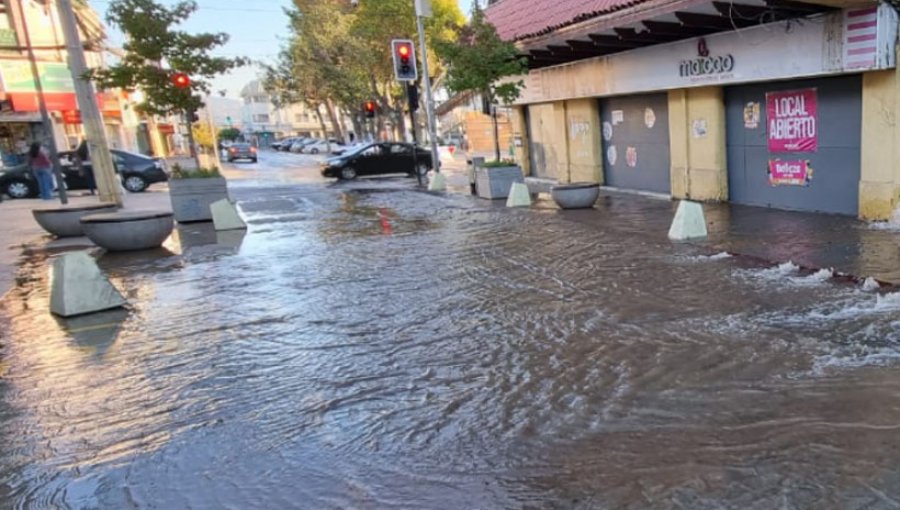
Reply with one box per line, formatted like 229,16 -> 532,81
2,183 -> 900,509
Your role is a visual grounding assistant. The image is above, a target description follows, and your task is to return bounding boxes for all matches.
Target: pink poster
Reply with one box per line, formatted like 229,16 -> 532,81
766,88 -> 818,153
768,159 -> 813,187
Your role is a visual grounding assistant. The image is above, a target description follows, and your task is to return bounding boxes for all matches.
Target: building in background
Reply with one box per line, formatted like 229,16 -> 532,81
239,79 -> 342,145
0,0 -> 133,166
203,95 -> 243,131
436,90 -> 513,157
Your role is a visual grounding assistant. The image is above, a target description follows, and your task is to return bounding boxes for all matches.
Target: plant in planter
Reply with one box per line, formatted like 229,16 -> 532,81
168,164 -> 229,222
475,158 -> 525,200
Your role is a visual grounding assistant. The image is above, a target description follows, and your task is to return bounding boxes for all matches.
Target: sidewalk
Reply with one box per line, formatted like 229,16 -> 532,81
0,190 -> 171,298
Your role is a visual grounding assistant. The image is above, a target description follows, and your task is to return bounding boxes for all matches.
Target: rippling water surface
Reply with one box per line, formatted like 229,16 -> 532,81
3,182 -> 900,509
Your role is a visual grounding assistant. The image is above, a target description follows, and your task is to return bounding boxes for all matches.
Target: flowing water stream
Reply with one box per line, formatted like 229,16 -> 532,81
2,183 -> 900,509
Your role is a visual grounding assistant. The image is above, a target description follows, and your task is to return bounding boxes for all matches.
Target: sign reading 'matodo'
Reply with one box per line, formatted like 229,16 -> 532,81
766,88 -> 818,153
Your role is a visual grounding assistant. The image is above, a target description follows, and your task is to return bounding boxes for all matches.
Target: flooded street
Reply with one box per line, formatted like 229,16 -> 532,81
3,156 -> 900,508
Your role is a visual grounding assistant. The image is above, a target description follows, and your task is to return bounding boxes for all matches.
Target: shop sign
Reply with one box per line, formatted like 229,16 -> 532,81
0,28 -> 17,47
679,38 -> 735,78
768,159 -> 813,186
767,88 -> 817,152
62,110 -> 81,124
0,61 -> 74,93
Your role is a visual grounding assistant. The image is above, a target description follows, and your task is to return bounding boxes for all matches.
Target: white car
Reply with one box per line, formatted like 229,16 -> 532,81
303,140 -> 344,155
290,139 -> 313,153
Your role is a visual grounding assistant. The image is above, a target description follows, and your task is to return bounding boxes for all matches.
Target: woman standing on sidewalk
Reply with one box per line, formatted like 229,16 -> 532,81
29,142 -> 54,200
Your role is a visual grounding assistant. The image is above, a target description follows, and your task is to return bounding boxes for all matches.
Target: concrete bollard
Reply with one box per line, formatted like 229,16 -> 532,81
211,199 -> 247,231
506,182 -> 532,207
50,252 -> 127,317
668,200 -> 708,241
428,172 -> 447,192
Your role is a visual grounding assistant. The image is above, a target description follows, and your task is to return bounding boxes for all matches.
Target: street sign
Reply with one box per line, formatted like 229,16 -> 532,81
415,0 -> 432,17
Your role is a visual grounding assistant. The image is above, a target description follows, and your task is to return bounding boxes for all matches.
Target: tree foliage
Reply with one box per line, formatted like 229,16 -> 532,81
192,122 -> 214,150
436,7 -> 527,106
89,0 -> 246,116
218,127 -> 241,141
266,0 -> 464,141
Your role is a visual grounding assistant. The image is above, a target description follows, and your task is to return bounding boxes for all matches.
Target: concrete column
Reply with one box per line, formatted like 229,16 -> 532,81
859,69 -> 900,220
667,86 -> 727,201
563,98 -> 603,184
511,106 -> 531,176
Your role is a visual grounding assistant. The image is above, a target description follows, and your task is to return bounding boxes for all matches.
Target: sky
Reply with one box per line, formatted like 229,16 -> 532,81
87,0 -> 476,99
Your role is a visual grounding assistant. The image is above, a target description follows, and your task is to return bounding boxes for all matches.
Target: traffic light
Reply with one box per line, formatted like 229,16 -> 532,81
391,39 -> 417,82
186,108 -> 199,123
172,72 -> 191,89
364,101 -> 376,119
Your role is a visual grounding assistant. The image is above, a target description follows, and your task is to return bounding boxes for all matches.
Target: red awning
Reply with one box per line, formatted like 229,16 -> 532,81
8,92 -> 78,112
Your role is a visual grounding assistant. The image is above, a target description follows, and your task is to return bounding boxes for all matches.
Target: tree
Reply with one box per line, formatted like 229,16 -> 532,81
192,122 -> 214,151
88,0 -> 246,117
436,7 -> 527,160
218,128 -> 241,142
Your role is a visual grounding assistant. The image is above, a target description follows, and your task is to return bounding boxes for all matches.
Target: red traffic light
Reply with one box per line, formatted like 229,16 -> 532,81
172,72 -> 191,88
364,101 -> 376,118
397,44 -> 410,59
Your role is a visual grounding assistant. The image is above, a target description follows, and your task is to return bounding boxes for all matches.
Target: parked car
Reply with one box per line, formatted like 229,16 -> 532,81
304,140 -> 344,155
226,143 -> 258,163
272,137 -> 297,151
0,149 -> 168,198
290,139 -> 316,153
321,142 -> 432,180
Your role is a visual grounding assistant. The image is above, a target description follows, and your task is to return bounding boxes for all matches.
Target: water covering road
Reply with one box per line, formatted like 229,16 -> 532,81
2,155 -> 900,508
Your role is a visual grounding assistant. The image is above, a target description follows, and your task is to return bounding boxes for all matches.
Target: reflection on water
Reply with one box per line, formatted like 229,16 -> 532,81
3,183 -> 900,508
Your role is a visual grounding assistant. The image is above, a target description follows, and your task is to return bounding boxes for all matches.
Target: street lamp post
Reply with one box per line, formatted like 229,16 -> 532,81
56,0 -> 123,206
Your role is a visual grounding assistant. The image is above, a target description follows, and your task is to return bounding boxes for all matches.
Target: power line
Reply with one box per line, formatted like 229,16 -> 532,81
88,0 -> 286,13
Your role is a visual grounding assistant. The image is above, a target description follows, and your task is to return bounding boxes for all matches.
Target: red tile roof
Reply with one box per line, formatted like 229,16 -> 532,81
486,0 -> 651,42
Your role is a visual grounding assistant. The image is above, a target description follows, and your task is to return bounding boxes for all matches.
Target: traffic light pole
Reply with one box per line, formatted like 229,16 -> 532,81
57,0 -> 122,206
415,14 -> 440,175
407,84 -> 422,187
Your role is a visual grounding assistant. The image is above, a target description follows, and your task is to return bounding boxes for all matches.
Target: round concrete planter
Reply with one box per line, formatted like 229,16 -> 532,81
81,210 -> 174,252
551,182 -> 601,209
32,203 -> 119,238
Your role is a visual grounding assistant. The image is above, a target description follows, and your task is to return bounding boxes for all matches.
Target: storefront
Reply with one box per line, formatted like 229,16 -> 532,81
725,76 -> 862,215
507,2 -> 900,218
526,103 -> 562,180
600,93 -> 670,194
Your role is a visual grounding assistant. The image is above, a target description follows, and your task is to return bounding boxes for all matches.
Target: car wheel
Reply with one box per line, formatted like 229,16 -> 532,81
310,148 -> 319,155
340,167 -> 357,180
5,180 -> 33,199
123,175 -> 148,193
416,163 -> 429,177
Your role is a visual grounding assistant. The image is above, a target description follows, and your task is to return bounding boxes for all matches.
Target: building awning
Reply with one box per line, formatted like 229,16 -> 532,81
487,0 -> 847,69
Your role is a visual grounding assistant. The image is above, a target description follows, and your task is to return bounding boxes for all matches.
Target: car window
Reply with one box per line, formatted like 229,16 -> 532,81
363,145 -> 384,156
390,144 -> 411,155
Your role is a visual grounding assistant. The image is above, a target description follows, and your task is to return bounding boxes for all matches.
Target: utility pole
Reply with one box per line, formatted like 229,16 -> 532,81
414,0 -> 440,175
56,0 -> 123,206
18,0 -> 67,204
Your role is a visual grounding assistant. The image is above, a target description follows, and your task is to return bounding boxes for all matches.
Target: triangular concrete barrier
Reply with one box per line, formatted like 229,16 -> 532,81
668,200 -> 708,241
428,172 -> 447,192
211,199 -> 247,231
506,182 -> 532,207
50,252 -> 127,317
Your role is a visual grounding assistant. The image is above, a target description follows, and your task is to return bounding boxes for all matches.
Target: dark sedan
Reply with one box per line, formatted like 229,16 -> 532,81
0,149 -> 168,198
321,142 -> 432,180
227,143 -> 258,163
